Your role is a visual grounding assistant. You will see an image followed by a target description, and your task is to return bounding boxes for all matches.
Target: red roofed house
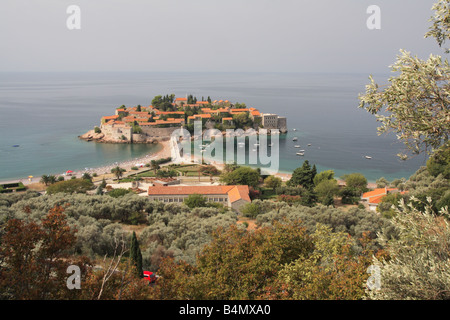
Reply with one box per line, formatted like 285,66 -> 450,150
174,97 -> 187,107
361,187 -> 403,212
147,185 -> 251,212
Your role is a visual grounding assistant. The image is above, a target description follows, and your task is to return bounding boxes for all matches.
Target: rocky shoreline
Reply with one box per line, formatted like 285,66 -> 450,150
79,129 -> 160,144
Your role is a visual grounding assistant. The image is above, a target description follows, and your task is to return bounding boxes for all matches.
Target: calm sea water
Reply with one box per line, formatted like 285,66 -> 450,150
0,72 -> 426,182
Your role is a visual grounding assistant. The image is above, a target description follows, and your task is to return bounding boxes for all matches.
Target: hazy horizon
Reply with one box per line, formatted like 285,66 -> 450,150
0,0 -> 442,74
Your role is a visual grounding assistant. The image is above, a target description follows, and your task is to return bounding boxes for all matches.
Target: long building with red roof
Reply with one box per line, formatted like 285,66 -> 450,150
147,185 -> 251,212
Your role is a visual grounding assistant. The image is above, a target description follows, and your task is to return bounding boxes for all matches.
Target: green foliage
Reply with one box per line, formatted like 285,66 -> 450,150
81,172 -> 92,182
255,201 -> 394,251
94,126 -> 101,134
107,188 -> 132,198
359,0 -> 450,159
46,178 -> 94,195
426,143 -> 450,178
313,170 -> 335,186
240,201 -> 263,218
192,220 -> 314,299
130,232 -> 143,278
132,123 -> 142,134
220,166 -> 260,188
340,187 -> 361,205
264,175 -> 282,191
314,179 -> 339,205
342,173 -> 368,195
111,166 -> 126,182
377,192 -> 408,219
376,177 -> 390,188
275,186 -> 303,196
425,0 -> 450,52
152,94 -> 176,111
184,194 -> 207,209
288,161 -> 316,190
276,224 -> 375,300
232,112 -> 253,129
367,199 -> 450,300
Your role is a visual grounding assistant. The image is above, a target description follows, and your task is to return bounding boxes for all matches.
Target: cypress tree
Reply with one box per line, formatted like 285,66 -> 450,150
130,231 -> 143,278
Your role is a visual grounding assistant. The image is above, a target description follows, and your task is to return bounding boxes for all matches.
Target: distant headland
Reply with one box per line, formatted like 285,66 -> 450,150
79,94 -> 287,144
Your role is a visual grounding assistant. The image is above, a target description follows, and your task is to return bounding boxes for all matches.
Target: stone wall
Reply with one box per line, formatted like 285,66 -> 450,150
100,124 -> 132,141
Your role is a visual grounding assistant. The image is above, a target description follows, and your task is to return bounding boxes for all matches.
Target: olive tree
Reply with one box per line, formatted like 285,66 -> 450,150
359,0 -> 450,160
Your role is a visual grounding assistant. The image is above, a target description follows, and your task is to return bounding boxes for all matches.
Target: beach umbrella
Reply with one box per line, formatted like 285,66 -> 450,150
66,170 -> 73,173
28,175 -> 33,178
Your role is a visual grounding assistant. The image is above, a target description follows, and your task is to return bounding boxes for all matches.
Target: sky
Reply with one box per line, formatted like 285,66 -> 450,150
0,0 -> 443,74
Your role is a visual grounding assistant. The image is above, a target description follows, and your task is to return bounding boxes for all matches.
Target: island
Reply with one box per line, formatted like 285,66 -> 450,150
79,94 -> 287,144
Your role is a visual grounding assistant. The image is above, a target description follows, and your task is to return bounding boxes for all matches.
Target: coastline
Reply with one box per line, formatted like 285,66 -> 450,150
2,139 -> 376,190
0,140 -> 172,186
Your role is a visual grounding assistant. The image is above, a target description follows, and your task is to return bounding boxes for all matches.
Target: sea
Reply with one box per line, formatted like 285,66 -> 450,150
0,72 -> 427,183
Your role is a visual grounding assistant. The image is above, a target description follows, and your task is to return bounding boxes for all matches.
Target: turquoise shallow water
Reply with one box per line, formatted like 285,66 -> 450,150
0,72 -> 427,182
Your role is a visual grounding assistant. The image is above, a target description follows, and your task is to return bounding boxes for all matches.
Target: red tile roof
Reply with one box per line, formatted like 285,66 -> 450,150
362,188 -> 404,205
147,185 -> 250,203
103,115 -> 120,120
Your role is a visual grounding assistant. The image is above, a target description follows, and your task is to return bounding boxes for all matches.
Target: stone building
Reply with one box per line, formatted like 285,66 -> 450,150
261,113 -> 287,133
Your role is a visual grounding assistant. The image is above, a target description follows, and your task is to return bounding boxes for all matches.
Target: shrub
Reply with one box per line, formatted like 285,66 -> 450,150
46,179 -> 94,195
107,188 -> 132,198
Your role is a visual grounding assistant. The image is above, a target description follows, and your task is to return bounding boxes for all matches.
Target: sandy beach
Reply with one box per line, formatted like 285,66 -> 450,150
1,140 -> 172,186
2,138 -> 377,190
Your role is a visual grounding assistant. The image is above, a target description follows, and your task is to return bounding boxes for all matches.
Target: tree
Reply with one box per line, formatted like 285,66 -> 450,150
184,194 -> 207,209
193,220 -> 313,299
232,112 -> 252,129
264,175 -> 282,191
220,166 -> 261,188
314,179 -> 339,206
376,177 -> 390,188
129,232 -> 143,278
367,198 -> 450,300
426,143 -> 450,178
107,188 -> 132,198
82,172 -> 92,182
40,174 -> 50,186
359,0 -> 450,159
272,224 -> 376,300
240,201 -> 263,218
342,173 -> 368,195
313,170 -> 335,186
46,178 -> 94,195
150,160 -> 160,174
111,166 -> 126,183
425,0 -> 450,53
0,205 -> 86,299
288,161 -> 316,190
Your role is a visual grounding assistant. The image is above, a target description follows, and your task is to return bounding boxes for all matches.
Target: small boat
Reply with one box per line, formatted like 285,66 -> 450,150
293,128 -> 297,131
299,149 -> 305,152
365,156 -> 372,159
294,145 -> 301,148
293,137 -> 298,141
307,143 -> 312,146
296,152 -> 304,156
